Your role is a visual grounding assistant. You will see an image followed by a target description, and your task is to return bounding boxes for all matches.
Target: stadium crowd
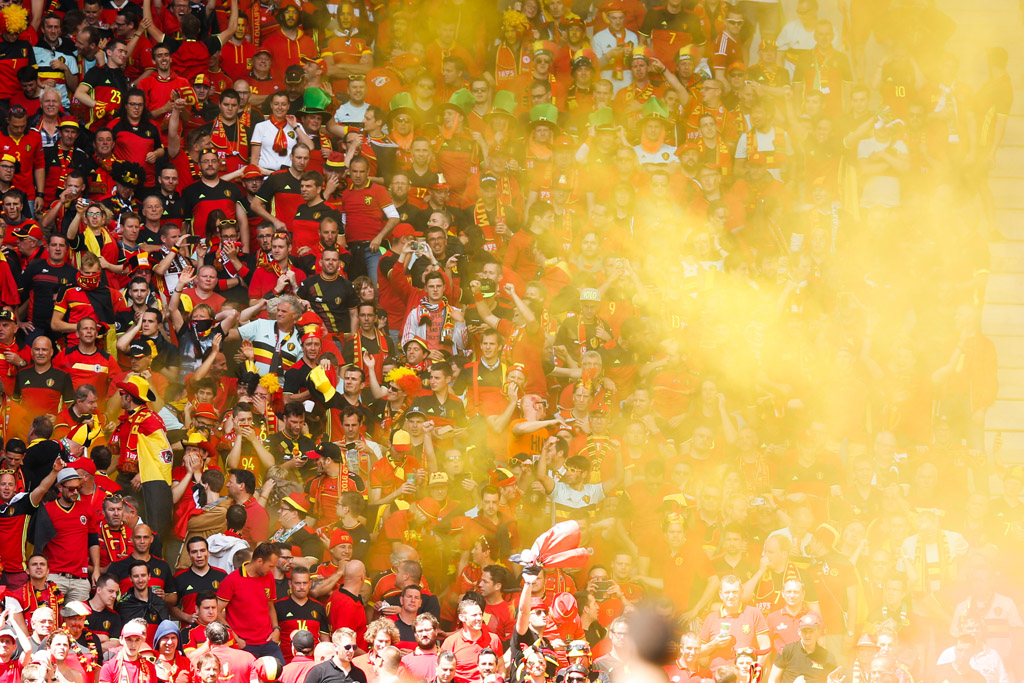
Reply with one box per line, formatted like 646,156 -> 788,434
0,0 -> 1014,680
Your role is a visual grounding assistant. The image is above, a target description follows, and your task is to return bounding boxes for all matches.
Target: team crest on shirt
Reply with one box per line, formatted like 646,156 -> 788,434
288,131 -> 296,139
103,620 -> 110,629
46,378 -> 54,387
154,568 -> 162,576
80,515 -> 87,524
213,580 -> 220,588
265,588 -> 272,598
741,624 -> 750,634
363,196 -> 373,205
662,152 -> 669,160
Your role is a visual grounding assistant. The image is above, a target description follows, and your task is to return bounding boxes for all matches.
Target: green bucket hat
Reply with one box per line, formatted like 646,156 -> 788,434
588,106 -> 616,131
441,88 -> 475,117
528,102 -> 559,131
640,96 -> 670,122
298,87 -> 333,119
485,90 -> 518,124
388,91 -> 415,123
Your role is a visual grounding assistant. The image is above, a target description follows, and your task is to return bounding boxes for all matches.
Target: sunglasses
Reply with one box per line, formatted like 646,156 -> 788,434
341,644 -> 356,650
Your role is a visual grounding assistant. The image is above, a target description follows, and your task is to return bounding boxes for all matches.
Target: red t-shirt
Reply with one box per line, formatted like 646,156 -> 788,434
54,345 -> 121,395
239,493 -> 268,548
326,589 -> 368,649
339,182 -> 394,242
217,562 -> 277,645
0,129 -> 44,197
440,629 -> 503,683
42,498 -> 99,577
99,656 -> 158,683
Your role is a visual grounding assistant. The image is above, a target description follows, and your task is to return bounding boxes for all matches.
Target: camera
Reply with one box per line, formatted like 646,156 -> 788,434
478,278 -> 497,298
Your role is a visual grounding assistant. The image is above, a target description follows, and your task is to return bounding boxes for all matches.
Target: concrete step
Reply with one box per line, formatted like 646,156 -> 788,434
981,303 -> 1024,336
985,273 -> 1024,304
990,241 -> 1024,272
995,209 -> 1024,240
985,398 -> 1024,426
992,334 -> 1024,368
984,429 -> 1024,455
990,178 -> 1024,209
997,368 -> 1024,390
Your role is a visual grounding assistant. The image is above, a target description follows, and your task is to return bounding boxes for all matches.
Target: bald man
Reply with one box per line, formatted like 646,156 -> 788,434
16,335 -> 73,417
326,560 -> 368,649
108,525 -> 179,607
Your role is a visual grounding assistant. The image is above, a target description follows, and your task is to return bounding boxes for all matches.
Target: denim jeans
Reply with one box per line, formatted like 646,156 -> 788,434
244,640 -> 285,666
348,241 -> 382,286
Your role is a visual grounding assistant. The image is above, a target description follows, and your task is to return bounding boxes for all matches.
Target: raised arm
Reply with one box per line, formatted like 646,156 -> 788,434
215,0 -> 239,44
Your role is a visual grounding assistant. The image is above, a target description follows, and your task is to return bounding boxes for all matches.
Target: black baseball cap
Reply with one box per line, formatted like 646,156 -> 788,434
127,341 -> 151,358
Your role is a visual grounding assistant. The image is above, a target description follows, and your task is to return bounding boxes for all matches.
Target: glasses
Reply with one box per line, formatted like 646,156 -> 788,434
219,219 -> 237,225
610,630 -> 628,638
86,211 -> 103,217
394,116 -> 411,123
126,101 -> 144,107
726,18 -> 744,24
568,678 -> 587,682
471,86 -> 488,93
341,644 -> 356,650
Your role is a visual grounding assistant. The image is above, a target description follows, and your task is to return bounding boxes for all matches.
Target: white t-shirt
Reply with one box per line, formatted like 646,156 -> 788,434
592,28 -> 639,95
550,481 -> 605,509
251,119 -> 303,171
897,531 -> 969,593
735,127 -> 793,181
776,19 -> 816,53
633,143 -> 679,167
335,100 -> 369,126
857,136 -> 909,208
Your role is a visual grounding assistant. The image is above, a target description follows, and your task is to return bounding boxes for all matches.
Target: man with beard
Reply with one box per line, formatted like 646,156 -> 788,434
289,172 -> 341,255
274,567 -> 329,662
261,0 -> 317,82
199,89 -> 250,176
297,247 -> 358,335
18,234 -> 75,341
95,495 -> 133,571
180,148 -> 249,244
252,143 -> 312,233
0,461 -> 64,592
